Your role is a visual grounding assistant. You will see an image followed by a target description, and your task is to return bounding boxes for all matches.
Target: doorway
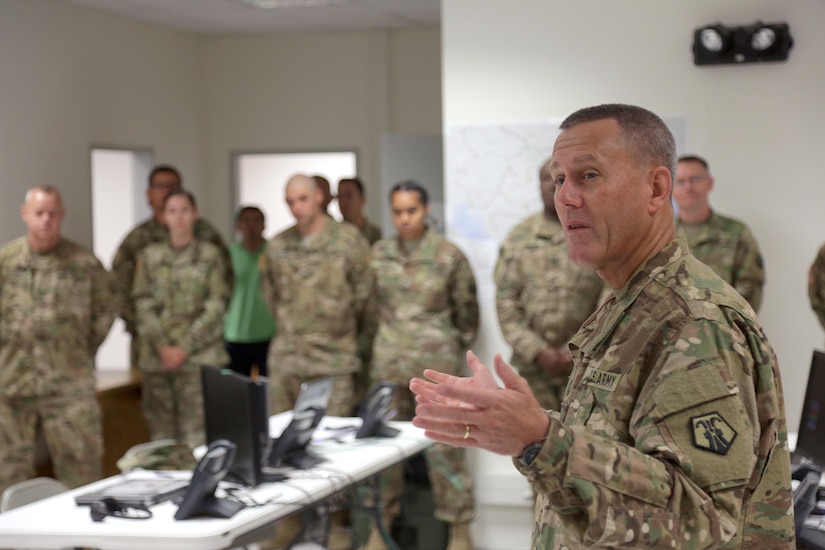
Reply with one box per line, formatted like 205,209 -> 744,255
234,151 -> 357,238
90,147 -> 153,370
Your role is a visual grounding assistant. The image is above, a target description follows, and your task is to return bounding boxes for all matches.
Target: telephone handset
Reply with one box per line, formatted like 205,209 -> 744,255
174,439 -> 245,520
356,381 -> 401,439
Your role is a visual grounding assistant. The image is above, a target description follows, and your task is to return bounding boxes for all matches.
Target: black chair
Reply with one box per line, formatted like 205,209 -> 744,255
793,460 -> 825,549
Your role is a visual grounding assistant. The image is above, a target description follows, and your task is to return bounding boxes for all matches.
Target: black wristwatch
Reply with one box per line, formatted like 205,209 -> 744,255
517,441 -> 544,467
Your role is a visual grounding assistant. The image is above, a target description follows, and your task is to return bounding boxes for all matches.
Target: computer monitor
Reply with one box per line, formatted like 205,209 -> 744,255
174,439 -> 245,520
795,350 -> 825,468
201,366 -> 285,486
267,377 -> 335,470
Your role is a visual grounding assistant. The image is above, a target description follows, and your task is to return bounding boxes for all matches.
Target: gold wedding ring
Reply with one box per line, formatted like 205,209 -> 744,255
463,424 -> 471,440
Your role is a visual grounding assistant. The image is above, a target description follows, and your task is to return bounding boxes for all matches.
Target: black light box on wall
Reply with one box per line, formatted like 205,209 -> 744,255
693,21 -> 793,66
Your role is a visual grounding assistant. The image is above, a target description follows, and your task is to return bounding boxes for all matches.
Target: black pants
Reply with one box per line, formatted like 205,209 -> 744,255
225,340 -> 271,378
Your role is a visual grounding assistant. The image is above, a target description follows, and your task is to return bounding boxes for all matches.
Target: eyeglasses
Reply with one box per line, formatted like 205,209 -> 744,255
674,175 -> 707,186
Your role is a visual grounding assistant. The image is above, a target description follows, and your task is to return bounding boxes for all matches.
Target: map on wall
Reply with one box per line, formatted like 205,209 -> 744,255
445,120 -> 564,306
446,120 -> 562,244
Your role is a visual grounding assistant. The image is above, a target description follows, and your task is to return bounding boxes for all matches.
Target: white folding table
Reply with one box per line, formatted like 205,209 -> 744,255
0,420 -> 430,550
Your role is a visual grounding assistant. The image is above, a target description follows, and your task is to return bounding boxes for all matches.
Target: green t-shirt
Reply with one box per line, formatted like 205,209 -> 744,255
223,242 -> 276,343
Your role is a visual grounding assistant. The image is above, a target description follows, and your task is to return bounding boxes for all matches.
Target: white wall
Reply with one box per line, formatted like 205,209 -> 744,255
200,28 -> 442,231
442,3 -> 825,546
0,0 -> 205,248
442,0 -> 825,434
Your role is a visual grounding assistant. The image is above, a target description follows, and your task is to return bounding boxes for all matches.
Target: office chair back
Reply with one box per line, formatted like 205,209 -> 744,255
793,470 -> 822,534
1,477 -> 69,512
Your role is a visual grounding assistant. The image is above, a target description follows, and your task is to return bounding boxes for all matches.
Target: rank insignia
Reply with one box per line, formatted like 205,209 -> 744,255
690,412 -> 737,455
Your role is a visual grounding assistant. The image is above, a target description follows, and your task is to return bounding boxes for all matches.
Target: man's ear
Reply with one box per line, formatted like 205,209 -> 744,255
648,166 -> 672,214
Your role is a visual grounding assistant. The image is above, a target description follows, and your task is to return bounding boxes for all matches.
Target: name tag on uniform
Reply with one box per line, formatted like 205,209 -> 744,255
582,367 -> 621,392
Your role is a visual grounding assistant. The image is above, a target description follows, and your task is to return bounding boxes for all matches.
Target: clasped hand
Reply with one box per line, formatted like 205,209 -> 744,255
159,345 -> 187,370
409,350 -> 550,457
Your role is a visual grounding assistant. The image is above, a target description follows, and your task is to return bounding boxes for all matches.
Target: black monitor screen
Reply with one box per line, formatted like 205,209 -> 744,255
202,366 -> 270,486
796,350 -> 825,468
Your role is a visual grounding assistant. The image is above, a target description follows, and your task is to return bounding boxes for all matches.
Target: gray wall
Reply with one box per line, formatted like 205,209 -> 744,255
0,0 -> 442,246
0,0 -> 205,245
200,28 -> 442,230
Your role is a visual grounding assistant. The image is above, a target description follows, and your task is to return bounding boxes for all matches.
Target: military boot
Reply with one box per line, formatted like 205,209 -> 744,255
445,521 -> 473,550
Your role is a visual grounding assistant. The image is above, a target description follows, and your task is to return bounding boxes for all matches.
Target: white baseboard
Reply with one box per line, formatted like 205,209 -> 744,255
472,472 -> 534,550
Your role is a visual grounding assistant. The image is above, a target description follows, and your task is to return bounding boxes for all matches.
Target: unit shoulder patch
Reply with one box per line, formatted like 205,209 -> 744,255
690,412 -> 737,455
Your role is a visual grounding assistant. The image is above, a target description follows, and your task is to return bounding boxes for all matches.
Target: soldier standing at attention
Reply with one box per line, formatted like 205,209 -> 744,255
224,206 -> 276,378
112,165 -> 230,369
363,180 -> 478,550
337,177 -> 382,245
259,174 -> 372,416
674,155 -> 765,312
0,186 -> 117,494
133,190 -> 230,448
410,104 -> 794,549
494,159 -> 603,411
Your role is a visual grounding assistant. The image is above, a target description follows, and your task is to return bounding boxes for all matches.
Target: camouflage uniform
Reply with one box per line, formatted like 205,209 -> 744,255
807,243 -> 825,332
112,217 -> 231,367
514,239 -> 794,549
133,240 -> 230,448
356,219 -> 382,246
348,217 -> 383,402
676,210 -> 764,312
259,219 -> 372,416
0,237 -> 116,494
369,229 -> 479,524
494,213 -> 603,410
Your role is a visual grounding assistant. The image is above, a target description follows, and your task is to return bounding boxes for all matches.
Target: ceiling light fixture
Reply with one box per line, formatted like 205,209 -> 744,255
236,0 -> 348,8
692,20 -> 793,66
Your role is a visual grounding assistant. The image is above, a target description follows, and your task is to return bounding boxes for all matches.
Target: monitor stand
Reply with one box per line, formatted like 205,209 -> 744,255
277,448 -> 326,470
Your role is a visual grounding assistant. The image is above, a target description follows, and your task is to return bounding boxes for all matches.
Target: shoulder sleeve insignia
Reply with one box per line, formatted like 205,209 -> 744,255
691,412 -> 737,455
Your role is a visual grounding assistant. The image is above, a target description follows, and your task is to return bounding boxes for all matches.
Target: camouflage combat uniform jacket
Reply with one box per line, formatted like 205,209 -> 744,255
133,240 -> 230,371
807,243 -> 825,332
494,213 -> 603,390
515,239 -> 794,549
112,217 -> 230,335
676,211 -> 764,312
360,219 -> 382,246
0,237 -> 116,397
260,219 -> 372,377
370,229 -> 479,380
